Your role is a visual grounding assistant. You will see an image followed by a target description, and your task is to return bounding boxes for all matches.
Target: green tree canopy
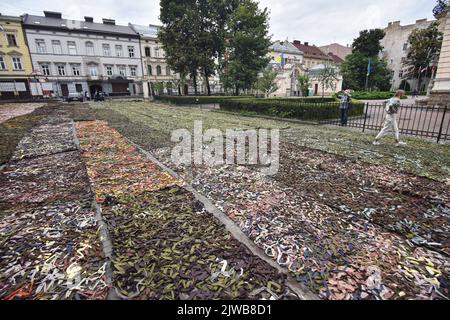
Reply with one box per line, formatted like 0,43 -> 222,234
224,0 -> 271,95
352,29 -> 385,57
341,53 -> 392,91
297,74 -> 311,97
313,64 -> 340,97
256,67 -> 279,97
403,21 -> 443,79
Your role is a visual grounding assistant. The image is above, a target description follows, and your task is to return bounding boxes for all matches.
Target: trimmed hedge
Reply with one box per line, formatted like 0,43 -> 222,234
348,91 -> 407,100
219,98 -> 365,121
154,95 -> 338,105
154,95 -> 252,105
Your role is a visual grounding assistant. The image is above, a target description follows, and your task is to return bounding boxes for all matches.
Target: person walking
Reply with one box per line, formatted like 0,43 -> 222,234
373,90 -> 407,146
339,89 -> 352,126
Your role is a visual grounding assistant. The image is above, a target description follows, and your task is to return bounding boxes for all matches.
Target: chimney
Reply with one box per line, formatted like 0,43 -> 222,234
305,42 -> 309,46
293,40 -> 301,45
44,11 -> 62,19
102,18 -> 116,25
84,16 -> 94,23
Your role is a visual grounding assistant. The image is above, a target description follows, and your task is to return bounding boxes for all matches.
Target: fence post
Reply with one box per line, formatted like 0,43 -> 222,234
362,103 -> 369,133
437,105 -> 448,143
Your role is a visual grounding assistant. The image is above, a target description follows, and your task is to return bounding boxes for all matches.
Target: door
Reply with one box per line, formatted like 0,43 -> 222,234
112,83 -> 128,95
60,84 -> 69,97
314,84 -> 318,96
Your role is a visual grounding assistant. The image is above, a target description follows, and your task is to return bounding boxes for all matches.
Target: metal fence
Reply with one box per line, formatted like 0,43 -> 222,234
320,103 -> 449,143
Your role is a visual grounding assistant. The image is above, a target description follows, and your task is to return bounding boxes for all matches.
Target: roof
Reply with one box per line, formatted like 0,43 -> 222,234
270,40 -> 303,55
327,53 -> 344,64
22,14 -> 139,37
129,24 -> 160,39
292,41 -> 332,60
0,14 -> 22,22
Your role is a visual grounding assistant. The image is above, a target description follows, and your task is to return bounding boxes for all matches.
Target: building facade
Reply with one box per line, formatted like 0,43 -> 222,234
129,24 -> 179,97
292,40 -> 333,70
0,14 -> 34,100
23,11 -> 143,98
318,43 -> 352,61
268,40 -> 306,97
380,18 -> 435,91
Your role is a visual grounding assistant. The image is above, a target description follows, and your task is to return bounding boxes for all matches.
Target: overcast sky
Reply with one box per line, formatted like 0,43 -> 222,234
1,0 -> 436,46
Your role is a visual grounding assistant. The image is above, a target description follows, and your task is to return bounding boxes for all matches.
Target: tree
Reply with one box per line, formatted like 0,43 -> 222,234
352,29 -> 385,57
256,67 -> 278,97
341,28 -> 392,91
403,22 -> 443,90
159,0 -> 197,94
314,64 -> 340,97
341,53 -> 392,91
297,74 -> 311,97
224,0 -> 271,95
154,82 -> 165,95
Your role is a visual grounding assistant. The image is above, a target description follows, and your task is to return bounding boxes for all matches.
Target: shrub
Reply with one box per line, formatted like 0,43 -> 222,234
348,91 -> 407,100
154,95 -> 252,105
154,95 -> 338,105
219,98 -> 365,121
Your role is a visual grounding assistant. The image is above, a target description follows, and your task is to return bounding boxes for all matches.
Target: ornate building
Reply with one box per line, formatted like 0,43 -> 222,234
0,14 -> 34,100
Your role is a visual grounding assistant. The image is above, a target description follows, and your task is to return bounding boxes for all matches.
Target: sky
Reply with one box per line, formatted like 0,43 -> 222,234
0,0 -> 436,46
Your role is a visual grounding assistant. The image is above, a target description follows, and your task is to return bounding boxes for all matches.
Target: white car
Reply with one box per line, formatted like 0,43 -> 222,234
66,92 -> 84,102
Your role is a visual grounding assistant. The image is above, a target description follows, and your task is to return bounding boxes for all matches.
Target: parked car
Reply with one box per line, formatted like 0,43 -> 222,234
94,91 -> 106,101
66,92 -> 84,102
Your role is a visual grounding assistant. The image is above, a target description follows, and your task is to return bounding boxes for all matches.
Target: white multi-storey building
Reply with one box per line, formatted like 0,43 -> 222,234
380,18 -> 435,91
129,23 -> 179,97
23,11 -> 143,98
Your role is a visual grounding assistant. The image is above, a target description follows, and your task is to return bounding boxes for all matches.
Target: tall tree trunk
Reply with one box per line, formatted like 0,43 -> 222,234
193,74 -> 198,95
235,86 -> 239,96
178,85 -> 182,96
204,69 -> 211,96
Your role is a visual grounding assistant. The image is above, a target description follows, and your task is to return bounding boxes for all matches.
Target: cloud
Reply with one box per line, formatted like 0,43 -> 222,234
3,0 -> 436,45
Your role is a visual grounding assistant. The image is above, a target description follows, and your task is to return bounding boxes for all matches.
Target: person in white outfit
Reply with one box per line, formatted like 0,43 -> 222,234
373,90 -> 407,147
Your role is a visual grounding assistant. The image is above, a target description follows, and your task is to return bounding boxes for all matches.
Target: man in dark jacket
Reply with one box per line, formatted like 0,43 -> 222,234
339,89 -> 352,126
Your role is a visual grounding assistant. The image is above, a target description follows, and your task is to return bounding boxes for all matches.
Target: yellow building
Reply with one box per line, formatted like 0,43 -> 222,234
0,14 -> 34,99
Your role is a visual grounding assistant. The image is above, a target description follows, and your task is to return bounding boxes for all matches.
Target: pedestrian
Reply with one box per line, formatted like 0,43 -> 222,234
373,90 -> 407,146
339,89 -> 352,126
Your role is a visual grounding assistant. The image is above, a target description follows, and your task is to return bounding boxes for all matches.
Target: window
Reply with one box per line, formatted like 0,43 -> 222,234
72,65 -> 81,76
156,65 -> 162,75
7,34 -> 18,47
166,66 -> 171,76
89,65 -> 98,76
105,65 -> 113,76
103,44 -> 111,56
68,41 -> 77,55
145,47 -> 151,57
147,65 -> 152,75
115,45 -> 123,57
52,40 -> 62,54
86,42 -> 94,55
0,56 -> 5,70
154,47 -> 160,57
57,65 -> 66,76
75,84 -> 83,93
399,70 -> 404,79
12,57 -> 23,70
130,66 -> 137,76
128,46 -> 135,58
403,43 -> 408,51
118,65 -> 126,76
36,39 -> 46,53
41,64 -> 50,75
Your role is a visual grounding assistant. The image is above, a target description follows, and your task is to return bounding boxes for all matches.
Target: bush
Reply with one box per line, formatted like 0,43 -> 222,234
154,95 -> 252,105
154,95 -> 338,105
219,98 -> 365,121
348,91 -> 407,100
